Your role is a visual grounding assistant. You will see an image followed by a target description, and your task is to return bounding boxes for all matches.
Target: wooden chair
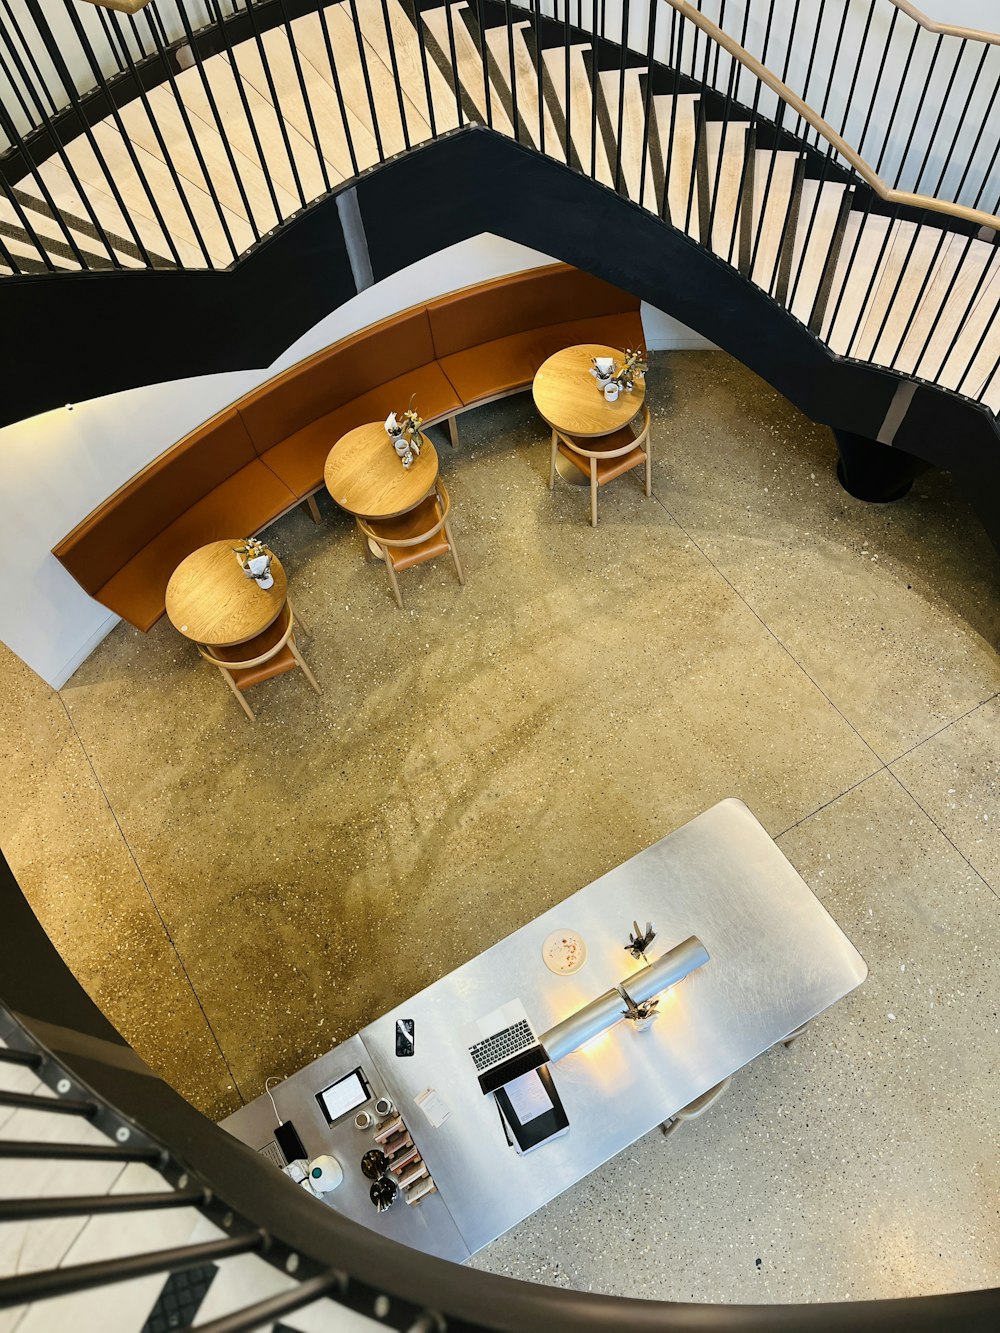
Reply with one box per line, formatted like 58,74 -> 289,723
549,406 -> 652,527
660,1076 -> 732,1138
356,482 -> 465,608
197,601 -> 320,720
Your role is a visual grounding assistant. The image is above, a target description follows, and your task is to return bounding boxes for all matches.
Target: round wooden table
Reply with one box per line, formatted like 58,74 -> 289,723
324,423 -> 439,519
165,541 -> 288,647
533,344 -> 646,485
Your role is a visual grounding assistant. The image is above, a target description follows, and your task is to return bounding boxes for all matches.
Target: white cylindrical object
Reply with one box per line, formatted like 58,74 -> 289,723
540,936 -> 708,1062
306,1154 -> 343,1194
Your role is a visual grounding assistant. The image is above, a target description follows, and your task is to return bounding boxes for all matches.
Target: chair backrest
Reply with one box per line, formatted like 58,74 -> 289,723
425,265 -> 642,359
198,603 -> 295,670
559,406 -> 651,459
357,485 -> 452,548
52,410 -> 258,595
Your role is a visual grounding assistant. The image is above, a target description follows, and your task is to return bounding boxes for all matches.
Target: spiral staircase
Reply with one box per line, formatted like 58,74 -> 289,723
1,2 -> 999,1328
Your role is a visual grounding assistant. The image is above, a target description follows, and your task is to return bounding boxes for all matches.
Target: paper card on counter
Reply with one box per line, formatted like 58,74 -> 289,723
504,1071 -> 552,1124
414,1087 -> 451,1128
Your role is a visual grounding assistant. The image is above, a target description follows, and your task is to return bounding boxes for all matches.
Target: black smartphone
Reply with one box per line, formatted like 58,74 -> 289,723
395,1018 -> 415,1056
274,1118 -> 307,1164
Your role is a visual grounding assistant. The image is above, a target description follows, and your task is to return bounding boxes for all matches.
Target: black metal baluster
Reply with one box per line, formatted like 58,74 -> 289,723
637,0 -> 658,210
441,0 -> 467,128
856,3 -> 898,162
725,0 -> 754,265
104,10 -> 205,267
661,9 -> 684,224
910,39 -> 964,196
531,0 -> 544,153
341,0 -> 385,159
836,0 -> 875,145
275,0 -> 336,186
886,223 -> 953,371
813,0 -> 849,152
614,0 -> 630,195
204,0 -> 286,226
931,240 -> 998,384
712,0 -> 726,89
563,0 -> 571,162
844,201 -> 901,360
790,0 -> 825,142
0,173 -> 52,273
315,3 -> 361,175
142,7 -> 241,264
874,23 -> 920,180
0,0 -> 59,120
973,350 -> 1000,404
909,229 -> 978,375
59,0 -> 179,266
952,65 -> 1000,214
683,15 -> 713,237
504,0 -> 520,142
891,32 -> 942,192
476,0 -> 494,129
934,44 -> 991,205
746,1 -> 785,282
172,0 -> 261,243
787,143 -> 838,314
0,7 -> 119,267
590,0 -> 598,175
239,0 -> 311,203
705,27 -> 739,253
93,4 -> 127,74
376,0 -> 413,150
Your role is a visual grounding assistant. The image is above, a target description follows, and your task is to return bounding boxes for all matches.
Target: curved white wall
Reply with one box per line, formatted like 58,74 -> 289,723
0,233 -> 709,689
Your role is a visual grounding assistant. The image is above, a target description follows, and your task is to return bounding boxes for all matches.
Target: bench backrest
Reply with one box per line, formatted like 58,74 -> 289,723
425,264 -> 641,359
237,307 -> 437,454
53,410 -> 257,595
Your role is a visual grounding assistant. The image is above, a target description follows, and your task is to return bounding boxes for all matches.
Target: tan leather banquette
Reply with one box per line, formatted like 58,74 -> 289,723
53,264 -> 642,631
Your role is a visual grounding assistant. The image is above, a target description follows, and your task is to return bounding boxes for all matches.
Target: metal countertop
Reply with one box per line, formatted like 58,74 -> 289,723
221,799 -> 866,1260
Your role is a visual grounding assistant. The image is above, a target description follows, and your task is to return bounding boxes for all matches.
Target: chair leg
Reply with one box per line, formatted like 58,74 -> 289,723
447,415 -> 460,449
289,638 -> 322,696
590,458 -> 598,527
302,493 -> 322,523
356,520 -> 374,562
645,440 -> 652,497
549,431 -> 557,489
218,665 -> 255,720
383,552 -> 404,608
660,1117 -> 681,1138
444,519 -> 465,585
289,601 -> 310,638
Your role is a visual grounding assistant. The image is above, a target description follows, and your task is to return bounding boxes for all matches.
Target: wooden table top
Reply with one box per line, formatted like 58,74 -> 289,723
165,541 -> 288,647
324,423 -> 439,519
532,343 -> 646,438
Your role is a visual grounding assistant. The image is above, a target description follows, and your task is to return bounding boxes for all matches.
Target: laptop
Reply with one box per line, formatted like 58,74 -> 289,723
467,999 -> 549,1095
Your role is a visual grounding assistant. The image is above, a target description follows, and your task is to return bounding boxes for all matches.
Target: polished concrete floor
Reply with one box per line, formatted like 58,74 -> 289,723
2,351 -> 998,1306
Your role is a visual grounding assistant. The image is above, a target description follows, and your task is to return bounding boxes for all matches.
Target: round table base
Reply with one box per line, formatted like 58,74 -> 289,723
555,452 -> 591,486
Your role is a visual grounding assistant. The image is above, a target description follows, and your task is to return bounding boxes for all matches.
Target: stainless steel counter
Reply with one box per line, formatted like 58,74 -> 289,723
221,799 -> 866,1261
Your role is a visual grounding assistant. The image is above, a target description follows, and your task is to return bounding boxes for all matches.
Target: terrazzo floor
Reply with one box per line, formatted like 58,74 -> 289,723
2,351 -> 998,1307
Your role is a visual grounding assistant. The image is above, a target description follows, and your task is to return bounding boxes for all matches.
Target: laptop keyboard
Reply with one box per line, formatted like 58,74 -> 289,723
470,1018 -> 534,1072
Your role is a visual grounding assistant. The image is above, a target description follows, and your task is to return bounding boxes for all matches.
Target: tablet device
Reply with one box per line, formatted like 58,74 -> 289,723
315,1067 -> 371,1125
493,1065 -> 569,1154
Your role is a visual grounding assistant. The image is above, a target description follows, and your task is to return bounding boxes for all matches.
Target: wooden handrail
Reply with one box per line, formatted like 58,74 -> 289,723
889,2 -> 1000,49
662,0 -> 1000,231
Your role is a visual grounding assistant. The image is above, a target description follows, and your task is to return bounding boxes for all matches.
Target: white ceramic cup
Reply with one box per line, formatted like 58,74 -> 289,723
604,382 -> 620,402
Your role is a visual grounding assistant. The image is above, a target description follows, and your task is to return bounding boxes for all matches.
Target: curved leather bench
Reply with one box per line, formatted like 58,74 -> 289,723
53,265 -> 642,631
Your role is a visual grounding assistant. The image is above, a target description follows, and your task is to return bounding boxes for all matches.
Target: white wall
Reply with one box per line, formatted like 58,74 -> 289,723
0,233 -> 711,690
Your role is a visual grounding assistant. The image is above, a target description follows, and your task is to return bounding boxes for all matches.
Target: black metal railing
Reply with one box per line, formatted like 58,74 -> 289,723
0,0 -> 997,406
1,848 -> 997,1331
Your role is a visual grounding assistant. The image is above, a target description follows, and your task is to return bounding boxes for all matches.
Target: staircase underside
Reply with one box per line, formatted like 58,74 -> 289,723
1,1 -> 998,550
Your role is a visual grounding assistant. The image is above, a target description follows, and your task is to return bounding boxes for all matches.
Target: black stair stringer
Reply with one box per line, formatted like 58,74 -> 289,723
2,128 -> 996,554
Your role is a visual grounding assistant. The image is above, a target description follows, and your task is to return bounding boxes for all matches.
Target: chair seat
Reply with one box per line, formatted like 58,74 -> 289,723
366,496 -> 451,572
224,644 -> 299,690
558,439 -> 647,485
